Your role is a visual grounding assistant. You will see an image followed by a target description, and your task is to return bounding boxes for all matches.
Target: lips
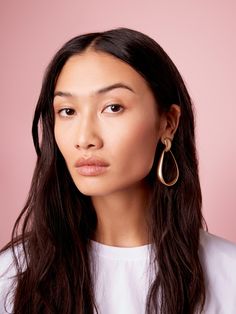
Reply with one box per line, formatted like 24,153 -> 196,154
74,156 -> 110,167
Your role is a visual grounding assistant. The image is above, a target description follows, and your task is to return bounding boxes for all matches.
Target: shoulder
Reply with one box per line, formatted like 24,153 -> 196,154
199,229 -> 236,313
0,243 -> 25,278
0,248 -> 15,278
0,244 -> 24,314
199,228 -> 236,268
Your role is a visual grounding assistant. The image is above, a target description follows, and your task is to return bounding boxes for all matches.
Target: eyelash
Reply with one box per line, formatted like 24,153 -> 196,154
57,104 -> 124,117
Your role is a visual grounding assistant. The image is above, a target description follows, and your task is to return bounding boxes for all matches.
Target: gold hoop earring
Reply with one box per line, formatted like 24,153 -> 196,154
157,138 -> 179,186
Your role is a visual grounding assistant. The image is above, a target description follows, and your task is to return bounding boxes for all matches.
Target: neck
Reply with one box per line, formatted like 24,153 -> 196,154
90,181 -> 152,247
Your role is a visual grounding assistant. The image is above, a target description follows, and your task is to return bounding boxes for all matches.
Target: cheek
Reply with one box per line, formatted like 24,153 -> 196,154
54,124 -> 72,162
110,120 -> 159,176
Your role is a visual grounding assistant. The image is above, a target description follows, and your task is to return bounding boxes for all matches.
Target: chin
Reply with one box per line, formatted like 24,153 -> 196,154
74,183 -> 111,197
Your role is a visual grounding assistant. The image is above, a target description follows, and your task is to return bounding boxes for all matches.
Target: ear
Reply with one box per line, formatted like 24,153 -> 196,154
161,104 -> 181,141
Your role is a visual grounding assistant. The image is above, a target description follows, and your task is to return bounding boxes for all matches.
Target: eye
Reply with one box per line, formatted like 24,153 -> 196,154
58,108 -> 75,117
103,104 -> 124,113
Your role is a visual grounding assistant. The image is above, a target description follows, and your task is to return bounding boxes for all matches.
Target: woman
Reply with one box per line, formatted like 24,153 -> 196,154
0,27 -> 236,314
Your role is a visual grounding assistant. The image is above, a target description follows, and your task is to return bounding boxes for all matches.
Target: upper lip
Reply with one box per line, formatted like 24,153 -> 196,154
75,156 -> 110,167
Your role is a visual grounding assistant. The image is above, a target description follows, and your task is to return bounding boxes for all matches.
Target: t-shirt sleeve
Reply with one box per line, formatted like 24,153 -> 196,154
0,247 -> 20,314
199,229 -> 236,313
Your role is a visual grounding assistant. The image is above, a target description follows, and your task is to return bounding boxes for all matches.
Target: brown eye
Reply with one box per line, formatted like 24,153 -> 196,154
58,108 -> 75,117
103,104 -> 124,113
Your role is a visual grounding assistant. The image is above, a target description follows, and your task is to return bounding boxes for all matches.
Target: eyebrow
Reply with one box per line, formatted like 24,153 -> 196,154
54,82 -> 135,98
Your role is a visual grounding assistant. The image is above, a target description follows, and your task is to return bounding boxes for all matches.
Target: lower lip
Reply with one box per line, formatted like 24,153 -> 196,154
76,165 -> 108,176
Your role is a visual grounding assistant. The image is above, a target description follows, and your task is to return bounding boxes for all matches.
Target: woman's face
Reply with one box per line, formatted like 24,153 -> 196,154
53,50 -> 165,196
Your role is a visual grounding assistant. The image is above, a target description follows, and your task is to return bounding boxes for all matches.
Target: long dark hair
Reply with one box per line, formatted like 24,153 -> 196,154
1,27 -> 207,313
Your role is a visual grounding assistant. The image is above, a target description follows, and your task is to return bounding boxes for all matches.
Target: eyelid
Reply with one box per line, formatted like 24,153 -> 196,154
103,103 -> 124,113
57,107 -> 76,117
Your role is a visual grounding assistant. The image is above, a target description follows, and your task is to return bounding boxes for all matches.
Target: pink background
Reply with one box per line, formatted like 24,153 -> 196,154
0,0 -> 235,248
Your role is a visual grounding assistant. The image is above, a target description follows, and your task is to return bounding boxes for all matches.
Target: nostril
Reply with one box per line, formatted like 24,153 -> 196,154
75,143 -> 96,149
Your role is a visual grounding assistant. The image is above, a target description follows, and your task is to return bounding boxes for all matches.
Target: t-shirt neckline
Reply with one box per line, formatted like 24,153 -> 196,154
89,239 -> 153,260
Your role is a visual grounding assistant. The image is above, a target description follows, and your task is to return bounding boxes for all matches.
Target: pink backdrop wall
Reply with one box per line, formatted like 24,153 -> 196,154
1,0 -> 235,248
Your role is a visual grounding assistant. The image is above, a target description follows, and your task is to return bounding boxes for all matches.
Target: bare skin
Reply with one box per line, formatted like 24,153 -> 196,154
53,49 -> 180,247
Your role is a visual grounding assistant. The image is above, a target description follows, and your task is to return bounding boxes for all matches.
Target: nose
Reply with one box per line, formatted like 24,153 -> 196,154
74,114 -> 103,150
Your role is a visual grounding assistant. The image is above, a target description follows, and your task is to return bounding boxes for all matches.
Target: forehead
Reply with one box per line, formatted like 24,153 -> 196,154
55,50 -> 150,96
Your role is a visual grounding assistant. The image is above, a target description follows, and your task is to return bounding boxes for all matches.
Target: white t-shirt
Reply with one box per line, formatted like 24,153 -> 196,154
1,229 -> 236,313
